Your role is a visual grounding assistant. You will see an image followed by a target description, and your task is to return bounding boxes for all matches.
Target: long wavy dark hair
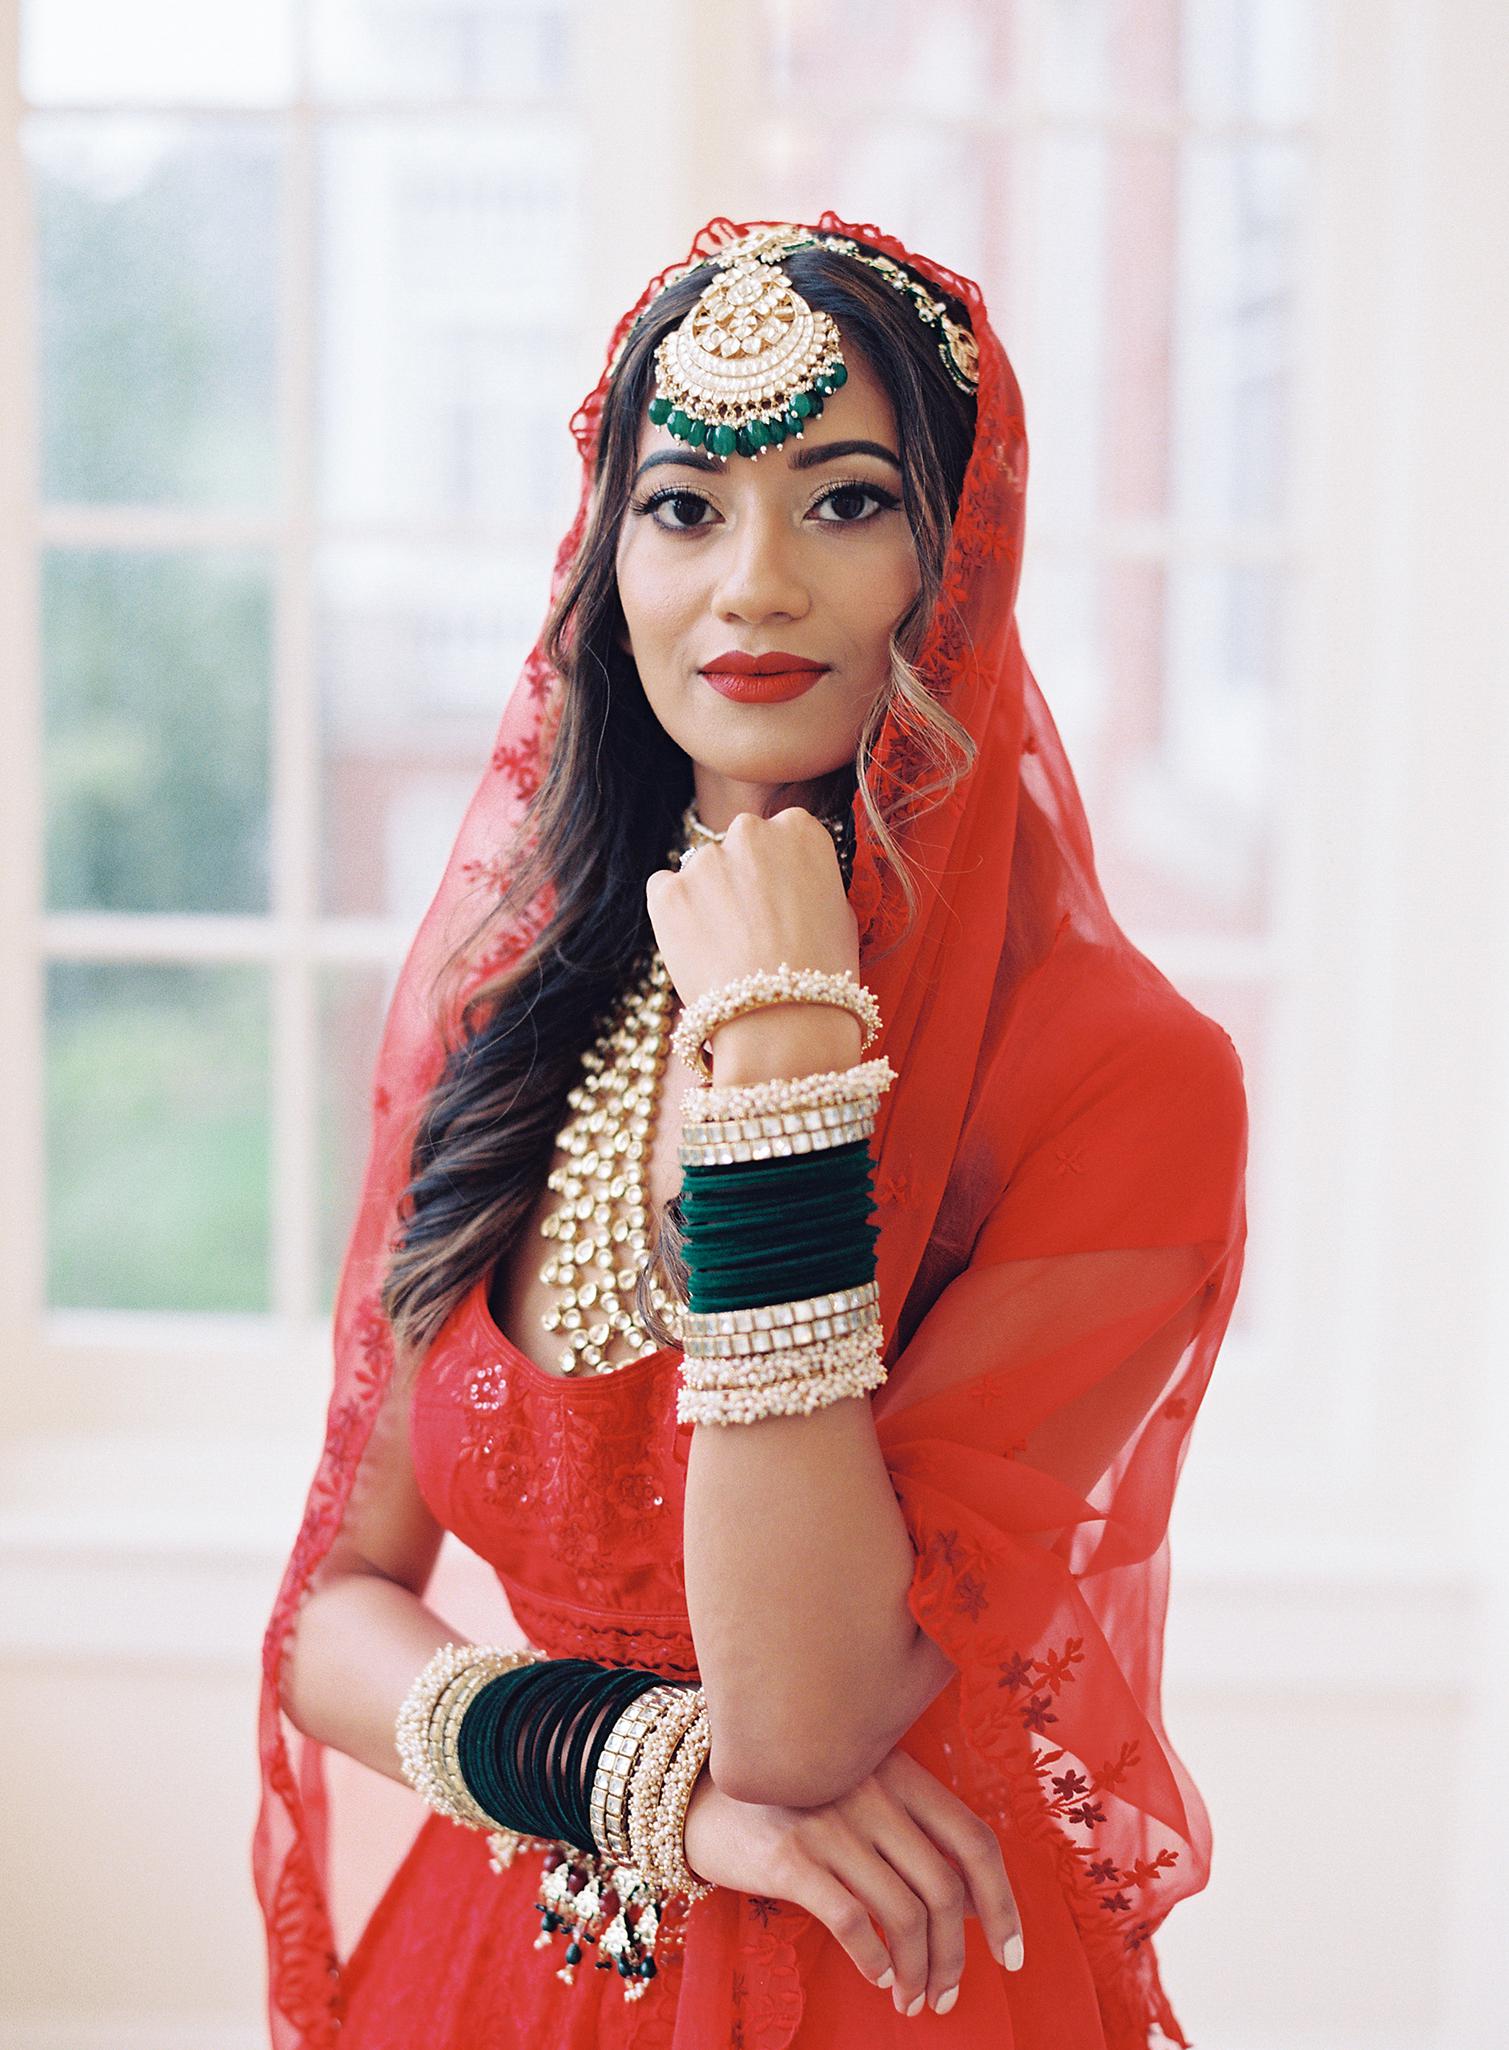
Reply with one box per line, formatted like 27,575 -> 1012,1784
381,235 -> 979,1366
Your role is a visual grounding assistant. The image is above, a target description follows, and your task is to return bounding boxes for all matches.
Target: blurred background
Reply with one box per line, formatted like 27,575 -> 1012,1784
1,1 -> 1505,2044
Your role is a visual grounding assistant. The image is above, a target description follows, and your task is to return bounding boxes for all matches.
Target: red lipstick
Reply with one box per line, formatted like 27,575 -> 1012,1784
699,650 -> 830,703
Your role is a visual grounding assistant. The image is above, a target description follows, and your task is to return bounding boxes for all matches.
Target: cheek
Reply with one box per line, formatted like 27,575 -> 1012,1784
833,536 -> 921,650
616,531 -> 694,651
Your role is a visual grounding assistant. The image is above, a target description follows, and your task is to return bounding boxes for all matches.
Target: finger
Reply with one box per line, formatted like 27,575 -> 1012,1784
782,1863 -> 896,1992
858,1818 -> 971,2013
878,1753 -> 1025,1972
817,1833 -> 935,2017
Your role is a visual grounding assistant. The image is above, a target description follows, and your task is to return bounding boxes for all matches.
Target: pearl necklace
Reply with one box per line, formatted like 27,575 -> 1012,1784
534,800 -> 849,1377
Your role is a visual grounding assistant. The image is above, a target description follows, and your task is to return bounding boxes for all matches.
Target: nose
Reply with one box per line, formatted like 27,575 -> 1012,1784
711,501 -> 811,626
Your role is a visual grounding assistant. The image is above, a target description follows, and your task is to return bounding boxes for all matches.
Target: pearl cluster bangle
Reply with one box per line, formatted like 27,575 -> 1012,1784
671,963 -> 882,1081
684,1055 -> 895,1126
676,1327 -> 888,1425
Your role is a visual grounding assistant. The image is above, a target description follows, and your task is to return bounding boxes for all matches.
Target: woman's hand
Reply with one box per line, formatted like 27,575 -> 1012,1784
645,807 -> 863,1084
681,1746 -> 1025,2019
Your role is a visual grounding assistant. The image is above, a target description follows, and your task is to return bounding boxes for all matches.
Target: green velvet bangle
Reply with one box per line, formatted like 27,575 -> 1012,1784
680,1141 -> 880,1312
680,1142 -> 873,1196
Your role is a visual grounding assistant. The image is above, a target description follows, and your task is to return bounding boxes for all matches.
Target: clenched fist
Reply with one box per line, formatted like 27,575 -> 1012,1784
646,807 -> 862,1087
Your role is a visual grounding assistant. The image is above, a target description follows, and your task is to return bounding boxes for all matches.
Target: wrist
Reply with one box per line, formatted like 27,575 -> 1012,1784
707,1005 -> 863,1088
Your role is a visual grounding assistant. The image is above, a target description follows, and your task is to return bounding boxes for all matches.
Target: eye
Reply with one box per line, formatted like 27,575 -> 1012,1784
810,481 -> 900,524
631,487 -> 716,531
631,479 -> 902,537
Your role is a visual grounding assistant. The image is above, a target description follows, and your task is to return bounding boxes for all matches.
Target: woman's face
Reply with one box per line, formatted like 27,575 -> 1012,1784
613,337 -> 920,793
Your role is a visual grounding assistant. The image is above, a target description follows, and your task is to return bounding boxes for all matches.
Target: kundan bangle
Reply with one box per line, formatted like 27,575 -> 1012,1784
678,1104 -> 876,1166
590,1682 -> 686,1864
677,1280 -> 881,1356
671,964 -> 882,1081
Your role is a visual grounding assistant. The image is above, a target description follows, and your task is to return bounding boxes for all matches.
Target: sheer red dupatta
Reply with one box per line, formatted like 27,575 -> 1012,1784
253,212 -> 1248,2050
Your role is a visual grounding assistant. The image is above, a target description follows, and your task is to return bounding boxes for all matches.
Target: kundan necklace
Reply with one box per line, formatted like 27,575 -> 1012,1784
533,799 -> 851,1376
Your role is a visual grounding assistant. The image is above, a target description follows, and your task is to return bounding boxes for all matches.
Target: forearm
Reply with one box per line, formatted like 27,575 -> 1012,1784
279,1568 -> 464,1784
684,1006 -> 957,1809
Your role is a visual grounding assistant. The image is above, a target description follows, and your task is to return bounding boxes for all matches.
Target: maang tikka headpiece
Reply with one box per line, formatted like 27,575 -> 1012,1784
642,224 -> 980,461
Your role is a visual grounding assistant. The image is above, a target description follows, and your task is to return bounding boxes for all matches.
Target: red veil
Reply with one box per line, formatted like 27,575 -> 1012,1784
254,212 -> 1248,2049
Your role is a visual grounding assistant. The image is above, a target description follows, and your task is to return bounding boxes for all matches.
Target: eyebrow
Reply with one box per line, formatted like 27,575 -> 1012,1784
633,436 -> 903,483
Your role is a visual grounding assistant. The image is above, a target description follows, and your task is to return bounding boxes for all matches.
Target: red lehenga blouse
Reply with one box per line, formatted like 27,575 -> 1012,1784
256,212 -> 1250,2050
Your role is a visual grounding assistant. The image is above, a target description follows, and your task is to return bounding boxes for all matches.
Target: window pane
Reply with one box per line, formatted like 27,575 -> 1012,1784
47,963 -> 271,1311
762,0 -> 1018,122
1181,0 -> 1317,124
310,0 -> 575,102
28,116 -> 280,507
1018,555 -> 1281,936
317,963 -> 395,1311
21,0 -> 298,106
316,119 -> 584,525
43,548 -> 272,914
759,119 -> 994,287
1022,128 -> 1109,536
1171,136 -> 1307,529
318,543 -> 545,919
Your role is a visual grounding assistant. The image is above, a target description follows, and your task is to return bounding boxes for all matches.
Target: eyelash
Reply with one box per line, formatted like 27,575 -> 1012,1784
628,478 -> 902,533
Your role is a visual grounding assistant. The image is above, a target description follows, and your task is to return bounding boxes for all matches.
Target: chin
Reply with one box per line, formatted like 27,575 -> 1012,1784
692,736 -> 857,787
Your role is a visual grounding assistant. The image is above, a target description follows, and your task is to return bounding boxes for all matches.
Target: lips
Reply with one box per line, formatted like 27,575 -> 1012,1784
699,650 -> 830,703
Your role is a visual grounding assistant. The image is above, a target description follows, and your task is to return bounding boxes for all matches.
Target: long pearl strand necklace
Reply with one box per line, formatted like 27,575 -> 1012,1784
534,799 -> 849,1377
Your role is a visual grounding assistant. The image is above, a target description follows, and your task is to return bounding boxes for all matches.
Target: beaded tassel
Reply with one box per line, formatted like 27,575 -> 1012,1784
522,1845 -> 678,1998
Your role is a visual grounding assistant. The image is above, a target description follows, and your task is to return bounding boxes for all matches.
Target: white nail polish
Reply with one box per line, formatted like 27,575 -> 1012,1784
1001,1931 -> 1025,1971
934,1985 -> 959,2015
876,1967 -> 895,1990
906,1992 -> 927,2017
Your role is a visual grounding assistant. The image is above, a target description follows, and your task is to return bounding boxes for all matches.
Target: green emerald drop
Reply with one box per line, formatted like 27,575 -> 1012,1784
710,424 -> 738,456
826,361 -> 848,388
668,409 -> 691,439
687,419 -> 707,446
765,416 -> 787,444
648,396 -> 671,425
747,420 -> 771,449
790,390 -> 816,418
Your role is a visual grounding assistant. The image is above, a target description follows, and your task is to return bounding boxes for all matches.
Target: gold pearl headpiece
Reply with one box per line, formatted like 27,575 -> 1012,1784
641,224 -> 979,461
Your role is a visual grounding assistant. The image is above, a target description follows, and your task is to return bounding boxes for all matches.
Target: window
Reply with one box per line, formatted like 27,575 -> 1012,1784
7,0 -> 1312,1510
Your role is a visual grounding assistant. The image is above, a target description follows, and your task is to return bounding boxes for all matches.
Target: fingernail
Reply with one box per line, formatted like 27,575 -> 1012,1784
934,1985 -> 959,2015
876,1967 -> 895,1990
1001,1931 -> 1025,1971
905,1991 -> 927,2017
